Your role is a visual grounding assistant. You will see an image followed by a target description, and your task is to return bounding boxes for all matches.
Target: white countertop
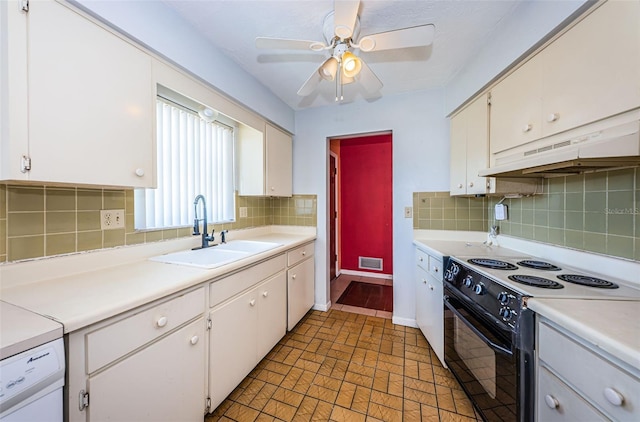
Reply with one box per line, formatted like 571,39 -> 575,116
0,226 -> 315,334
528,298 -> 640,370
0,301 -> 63,359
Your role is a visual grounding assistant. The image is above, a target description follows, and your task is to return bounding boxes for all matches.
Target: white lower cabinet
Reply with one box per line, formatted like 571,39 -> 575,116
209,271 -> 286,410
88,319 -> 206,422
66,287 -> 206,422
415,247 -> 446,367
287,242 -> 315,331
536,318 -> 640,422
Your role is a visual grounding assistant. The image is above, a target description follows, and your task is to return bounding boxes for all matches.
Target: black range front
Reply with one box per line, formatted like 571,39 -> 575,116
443,258 -> 535,422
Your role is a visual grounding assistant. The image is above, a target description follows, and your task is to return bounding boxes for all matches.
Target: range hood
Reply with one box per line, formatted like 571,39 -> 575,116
479,110 -> 640,178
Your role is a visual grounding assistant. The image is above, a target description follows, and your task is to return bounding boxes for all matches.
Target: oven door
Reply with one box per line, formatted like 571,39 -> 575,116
444,290 -> 519,422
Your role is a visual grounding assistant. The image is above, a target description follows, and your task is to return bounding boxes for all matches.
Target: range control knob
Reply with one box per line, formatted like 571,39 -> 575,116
497,292 -> 510,305
451,264 -> 460,276
463,275 -> 474,288
499,307 -> 513,320
473,282 -> 485,295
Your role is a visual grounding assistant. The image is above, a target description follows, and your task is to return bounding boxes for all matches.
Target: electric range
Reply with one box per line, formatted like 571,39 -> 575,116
442,255 -> 640,422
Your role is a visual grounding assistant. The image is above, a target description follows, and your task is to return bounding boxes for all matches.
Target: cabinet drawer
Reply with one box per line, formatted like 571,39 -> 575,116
415,249 -> 429,271
537,366 -> 607,422
210,254 -> 286,308
287,242 -> 314,267
539,321 -> 640,421
428,255 -> 443,279
86,287 -> 204,374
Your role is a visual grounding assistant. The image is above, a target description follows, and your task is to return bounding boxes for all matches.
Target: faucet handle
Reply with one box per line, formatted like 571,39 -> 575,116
221,230 -> 228,244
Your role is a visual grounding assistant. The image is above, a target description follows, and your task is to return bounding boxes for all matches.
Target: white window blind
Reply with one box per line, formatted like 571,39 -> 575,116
135,98 -> 235,229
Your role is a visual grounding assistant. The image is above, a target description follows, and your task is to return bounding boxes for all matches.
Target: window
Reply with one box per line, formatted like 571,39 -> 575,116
135,97 -> 235,230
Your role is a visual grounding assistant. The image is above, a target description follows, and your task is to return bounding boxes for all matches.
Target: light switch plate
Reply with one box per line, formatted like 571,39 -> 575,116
404,207 -> 413,218
239,207 -> 248,218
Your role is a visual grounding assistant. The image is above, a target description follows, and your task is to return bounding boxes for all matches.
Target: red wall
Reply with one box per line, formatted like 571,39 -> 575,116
339,134 -> 392,275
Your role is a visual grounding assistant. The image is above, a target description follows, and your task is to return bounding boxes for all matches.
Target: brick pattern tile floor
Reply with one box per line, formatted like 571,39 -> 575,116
205,309 -> 482,422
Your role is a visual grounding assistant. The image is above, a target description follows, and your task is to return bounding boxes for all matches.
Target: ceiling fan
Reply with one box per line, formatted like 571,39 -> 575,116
255,0 -> 435,101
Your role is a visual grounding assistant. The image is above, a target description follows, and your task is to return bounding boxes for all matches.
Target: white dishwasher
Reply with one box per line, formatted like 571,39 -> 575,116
0,301 -> 65,422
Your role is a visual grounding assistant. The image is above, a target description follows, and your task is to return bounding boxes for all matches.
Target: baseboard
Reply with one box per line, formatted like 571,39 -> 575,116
392,316 -> 418,328
313,301 -> 331,312
340,269 -> 392,280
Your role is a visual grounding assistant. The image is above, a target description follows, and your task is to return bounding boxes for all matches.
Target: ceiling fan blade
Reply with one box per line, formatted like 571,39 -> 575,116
334,0 -> 360,39
297,66 -> 323,96
358,24 -> 435,52
256,37 -> 326,51
358,59 -> 383,93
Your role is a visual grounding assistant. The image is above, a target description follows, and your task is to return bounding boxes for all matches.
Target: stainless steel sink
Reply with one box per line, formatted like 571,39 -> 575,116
149,240 -> 281,269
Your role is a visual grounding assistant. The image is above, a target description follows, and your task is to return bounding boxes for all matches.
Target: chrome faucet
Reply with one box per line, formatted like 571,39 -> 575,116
193,195 -> 214,249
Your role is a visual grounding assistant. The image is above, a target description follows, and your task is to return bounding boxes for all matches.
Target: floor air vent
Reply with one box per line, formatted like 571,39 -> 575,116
359,257 -> 383,271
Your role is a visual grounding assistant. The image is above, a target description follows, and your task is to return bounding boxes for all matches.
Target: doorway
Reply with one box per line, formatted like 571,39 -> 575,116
328,133 -> 393,318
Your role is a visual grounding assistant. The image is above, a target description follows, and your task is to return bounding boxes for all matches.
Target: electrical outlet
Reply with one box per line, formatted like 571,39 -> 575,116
239,207 -> 248,218
100,209 -> 125,230
404,206 -> 413,218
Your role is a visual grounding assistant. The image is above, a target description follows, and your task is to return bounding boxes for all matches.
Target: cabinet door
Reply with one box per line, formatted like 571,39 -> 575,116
465,95 -> 489,195
27,0 -> 153,187
541,0 -> 640,137
537,366 -> 607,422
209,289 -> 258,410
257,272 -> 287,359
490,54 -> 542,155
88,319 -> 206,422
415,266 -> 430,334
449,110 -> 468,195
425,274 -> 445,367
287,257 -> 315,331
265,124 -> 292,197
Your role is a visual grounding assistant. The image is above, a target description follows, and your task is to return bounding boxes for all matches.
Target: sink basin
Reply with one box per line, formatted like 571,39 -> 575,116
149,240 -> 282,269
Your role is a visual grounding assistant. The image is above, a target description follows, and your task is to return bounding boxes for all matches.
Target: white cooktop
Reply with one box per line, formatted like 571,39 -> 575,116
0,301 -> 63,360
452,256 -> 640,300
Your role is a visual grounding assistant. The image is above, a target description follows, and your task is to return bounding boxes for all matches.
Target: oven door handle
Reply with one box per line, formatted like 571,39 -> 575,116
444,296 -> 513,357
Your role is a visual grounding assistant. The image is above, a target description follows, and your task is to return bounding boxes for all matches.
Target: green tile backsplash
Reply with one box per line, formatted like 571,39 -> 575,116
413,168 -> 639,262
0,184 -> 316,263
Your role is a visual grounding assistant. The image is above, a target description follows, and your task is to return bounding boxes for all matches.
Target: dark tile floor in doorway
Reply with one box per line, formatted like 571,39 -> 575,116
330,274 -> 394,319
205,309 -> 482,422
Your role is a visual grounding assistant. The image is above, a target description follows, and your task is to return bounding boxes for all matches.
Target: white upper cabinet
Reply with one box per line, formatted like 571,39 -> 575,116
490,0 -> 640,156
540,0 -> 640,137
489,55 -> 543,155
1,0 -> 154,187
238,122 -> 292,197
450,94 -> 490,196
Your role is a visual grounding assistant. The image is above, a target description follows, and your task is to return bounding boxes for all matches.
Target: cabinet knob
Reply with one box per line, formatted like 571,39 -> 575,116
263,291 -> 269,297
423,279 -> 427,284
522,124 -> 532,133
433,266 -> 439,273
419,257 -> 424,262
135,168 -> 145,177
603,387 -> 624,406
249,299 -> 256,307
302,251 -> 306,256
156,316 -> 168,328
457,183 -> 463,189
468,182 -> 474,188
547,113 -> 559,123
292,274 -> 297,280
544,394 -> 559,409
429,285 -> 434,291
271,187 -> 275,191
190,335 -> 199,345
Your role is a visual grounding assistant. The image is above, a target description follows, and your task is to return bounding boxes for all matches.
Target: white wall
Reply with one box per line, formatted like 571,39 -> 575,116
445,0 -> 587,114
295,89 -> 449,325
72,0 -> 295,133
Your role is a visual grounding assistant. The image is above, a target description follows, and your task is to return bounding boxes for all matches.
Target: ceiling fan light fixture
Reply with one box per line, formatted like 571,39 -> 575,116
318,57 -> 339,81
357,37 -> 376,52
341,51 -> 362,78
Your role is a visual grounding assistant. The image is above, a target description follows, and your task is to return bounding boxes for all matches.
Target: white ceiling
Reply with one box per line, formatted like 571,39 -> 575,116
162,0 -> 523,110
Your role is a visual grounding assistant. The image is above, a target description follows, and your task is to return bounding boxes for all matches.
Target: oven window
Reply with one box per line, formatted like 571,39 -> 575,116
454,315 -> 497,398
